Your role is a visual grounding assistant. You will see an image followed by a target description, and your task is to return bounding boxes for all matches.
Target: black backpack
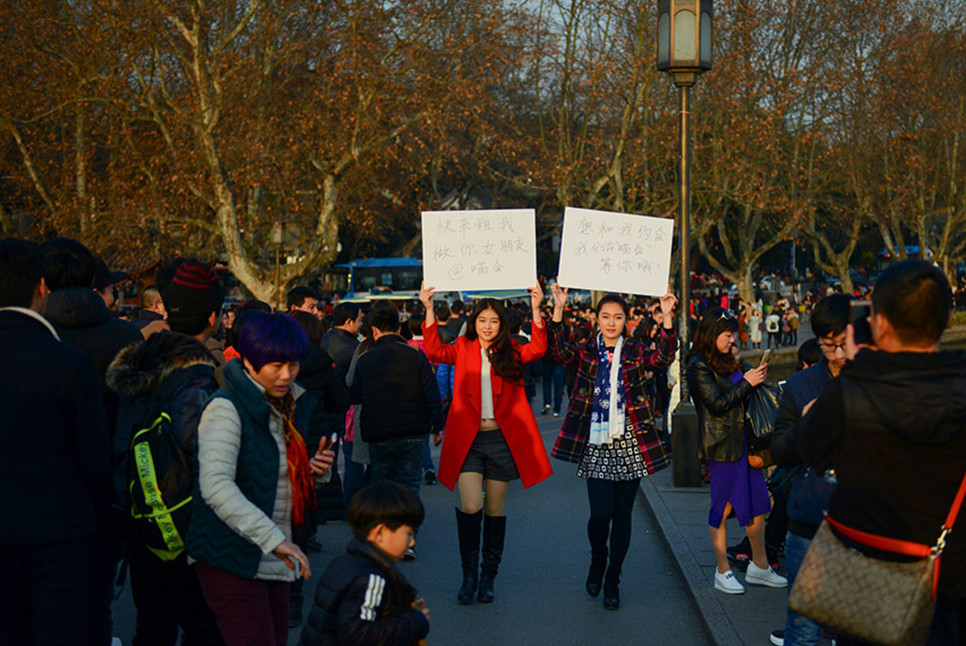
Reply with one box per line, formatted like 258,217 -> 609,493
127,399 -> 194,561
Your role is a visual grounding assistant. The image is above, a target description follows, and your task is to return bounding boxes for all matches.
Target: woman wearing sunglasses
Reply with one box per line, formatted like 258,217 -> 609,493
686,307 -> 786,595
548,285 -> 677,610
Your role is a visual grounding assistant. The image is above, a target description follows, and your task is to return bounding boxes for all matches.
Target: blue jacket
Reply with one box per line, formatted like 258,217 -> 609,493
770,357 -> 835,537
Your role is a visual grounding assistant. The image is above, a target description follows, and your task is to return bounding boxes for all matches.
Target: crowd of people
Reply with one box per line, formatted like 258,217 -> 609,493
1,234 -> 963,646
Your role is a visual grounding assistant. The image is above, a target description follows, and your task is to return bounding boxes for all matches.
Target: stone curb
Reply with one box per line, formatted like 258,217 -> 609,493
638,474 -> 744,646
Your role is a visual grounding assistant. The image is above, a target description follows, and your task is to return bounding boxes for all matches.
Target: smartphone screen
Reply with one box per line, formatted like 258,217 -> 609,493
851,300 -> 873,346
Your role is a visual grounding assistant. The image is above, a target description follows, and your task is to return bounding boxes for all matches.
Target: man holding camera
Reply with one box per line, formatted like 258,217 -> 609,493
791,259 -> 966,645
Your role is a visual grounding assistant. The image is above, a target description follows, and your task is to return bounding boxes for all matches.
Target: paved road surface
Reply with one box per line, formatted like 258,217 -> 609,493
111,407 -> 711,646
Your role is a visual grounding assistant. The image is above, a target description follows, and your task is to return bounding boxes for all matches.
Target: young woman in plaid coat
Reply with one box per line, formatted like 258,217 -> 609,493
548,285 -> 677,610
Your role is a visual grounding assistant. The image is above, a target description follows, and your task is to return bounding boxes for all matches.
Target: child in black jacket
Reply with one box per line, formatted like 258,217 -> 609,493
300,481 -> 430,646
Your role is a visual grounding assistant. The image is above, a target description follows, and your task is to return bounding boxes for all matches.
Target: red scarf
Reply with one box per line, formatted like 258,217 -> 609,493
265,393 -> 316,529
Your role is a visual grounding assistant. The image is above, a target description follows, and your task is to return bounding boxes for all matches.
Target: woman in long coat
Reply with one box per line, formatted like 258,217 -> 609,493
420,284 -> 551,605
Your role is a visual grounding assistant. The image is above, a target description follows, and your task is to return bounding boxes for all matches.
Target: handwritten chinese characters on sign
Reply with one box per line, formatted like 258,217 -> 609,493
421,209 -> 537,291
556,207 -> 674,296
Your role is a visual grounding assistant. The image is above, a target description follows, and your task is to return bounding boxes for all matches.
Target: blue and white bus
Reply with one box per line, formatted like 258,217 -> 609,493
334,257 -> 531,303
336,257 -> 424,299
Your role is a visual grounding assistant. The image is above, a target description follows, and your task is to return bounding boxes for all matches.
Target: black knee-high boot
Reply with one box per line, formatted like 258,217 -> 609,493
586,545 -> 608,598
478,515 -> 506,603
456,508 -> 483,605
603,564 -> 621,610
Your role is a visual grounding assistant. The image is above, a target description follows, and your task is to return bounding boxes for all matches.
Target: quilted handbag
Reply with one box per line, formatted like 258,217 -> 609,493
789,470 -> 966,646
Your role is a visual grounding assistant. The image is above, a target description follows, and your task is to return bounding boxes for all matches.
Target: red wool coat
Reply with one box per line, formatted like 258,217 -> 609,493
421,321 -> 553,490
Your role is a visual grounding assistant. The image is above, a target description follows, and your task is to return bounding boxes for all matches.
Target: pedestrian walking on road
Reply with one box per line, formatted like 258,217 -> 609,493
748,310 -> 763,350
765,311 -> 781,348
548,285 -> 678,610
350,307 -> 444,559
420,284 -> 552,605
187,313 -> 333,646
687,308 -> 787,596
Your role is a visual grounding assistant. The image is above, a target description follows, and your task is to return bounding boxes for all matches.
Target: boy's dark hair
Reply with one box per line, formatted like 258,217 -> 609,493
370,307 -> 400,333
347,480 -> 425,539
290,309 -> 325,345
287,285 -> 318,310
41,237 -> 95,291
507,311 -> 522,335
407,316 -> 423,337
0,238 -> 46,308
810,294 -> 851,339
451,300 -> 464,315
332,302 -> 361,327
241,299 -> 273,313
872,259 -> 952,345
797,338 -> 822,369
433,301 -> 451,321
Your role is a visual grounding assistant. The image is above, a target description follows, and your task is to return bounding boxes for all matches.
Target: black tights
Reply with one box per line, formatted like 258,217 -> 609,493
586,478 -> 641,571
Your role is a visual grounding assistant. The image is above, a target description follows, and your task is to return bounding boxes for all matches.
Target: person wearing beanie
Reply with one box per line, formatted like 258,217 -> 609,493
162,259 -> 227,370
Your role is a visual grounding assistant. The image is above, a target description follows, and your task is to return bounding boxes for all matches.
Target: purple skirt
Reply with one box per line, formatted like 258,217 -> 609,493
707,444 -> 770,527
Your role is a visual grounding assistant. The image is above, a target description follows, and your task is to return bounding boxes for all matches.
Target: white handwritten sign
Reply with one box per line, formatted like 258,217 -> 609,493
556,207 -> 674,296
421,209 -> 537,291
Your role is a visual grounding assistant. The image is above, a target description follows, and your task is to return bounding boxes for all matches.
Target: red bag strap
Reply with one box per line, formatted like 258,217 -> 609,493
826,516 -> 932,558
827,469 -> 966,558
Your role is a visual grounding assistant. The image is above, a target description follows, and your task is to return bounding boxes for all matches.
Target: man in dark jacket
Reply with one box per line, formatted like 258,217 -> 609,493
792,260 -> 966,646
0,238 -> 111,645
350,307 -> 444,498
768,294 -> 850,646
41,237 -> 143,645
322,302 -> 363,379
107,260 -> 225,646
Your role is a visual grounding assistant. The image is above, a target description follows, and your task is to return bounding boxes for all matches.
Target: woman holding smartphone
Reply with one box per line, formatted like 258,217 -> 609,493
420,283 -> 552,605
548,285 -> 677,610
187,313 -> 334,645
686,308 -> 786,595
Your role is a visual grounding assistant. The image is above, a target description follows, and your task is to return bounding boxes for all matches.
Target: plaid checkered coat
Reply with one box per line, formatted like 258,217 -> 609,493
548,320 -> 676,474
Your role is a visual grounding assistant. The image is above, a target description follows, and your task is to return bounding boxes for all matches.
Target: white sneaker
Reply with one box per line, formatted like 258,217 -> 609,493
745,562 -> 788,588
714,569 -> 745,594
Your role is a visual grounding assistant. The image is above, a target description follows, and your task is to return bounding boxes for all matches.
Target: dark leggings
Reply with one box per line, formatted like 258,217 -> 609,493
586,478 -> 641,571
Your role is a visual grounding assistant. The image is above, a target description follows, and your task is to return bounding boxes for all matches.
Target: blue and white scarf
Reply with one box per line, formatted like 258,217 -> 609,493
588,333 -> 626,446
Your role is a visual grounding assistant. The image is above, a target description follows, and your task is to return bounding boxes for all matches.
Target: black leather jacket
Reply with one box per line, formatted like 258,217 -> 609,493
686,353 -> 754,462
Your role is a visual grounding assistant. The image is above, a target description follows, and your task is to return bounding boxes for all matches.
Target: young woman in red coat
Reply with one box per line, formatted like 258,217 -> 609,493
420,283 -> 552,606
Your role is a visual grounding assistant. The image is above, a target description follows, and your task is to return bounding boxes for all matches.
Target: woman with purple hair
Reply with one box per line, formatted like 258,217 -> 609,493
187,312 -> 334,646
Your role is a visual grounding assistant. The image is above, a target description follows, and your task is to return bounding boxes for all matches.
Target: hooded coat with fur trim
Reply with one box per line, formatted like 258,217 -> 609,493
107,331 -> 219,510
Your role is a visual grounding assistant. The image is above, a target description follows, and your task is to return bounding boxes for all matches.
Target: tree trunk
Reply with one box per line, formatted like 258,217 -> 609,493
737,268 -> 755,305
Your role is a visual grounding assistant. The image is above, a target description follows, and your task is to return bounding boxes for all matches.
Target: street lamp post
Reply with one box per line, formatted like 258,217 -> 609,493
657,0 -> 713,487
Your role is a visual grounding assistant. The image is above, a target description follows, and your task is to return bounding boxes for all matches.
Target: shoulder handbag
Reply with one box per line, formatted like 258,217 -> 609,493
746,382 -> 782,456
788,469 -> 966,646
